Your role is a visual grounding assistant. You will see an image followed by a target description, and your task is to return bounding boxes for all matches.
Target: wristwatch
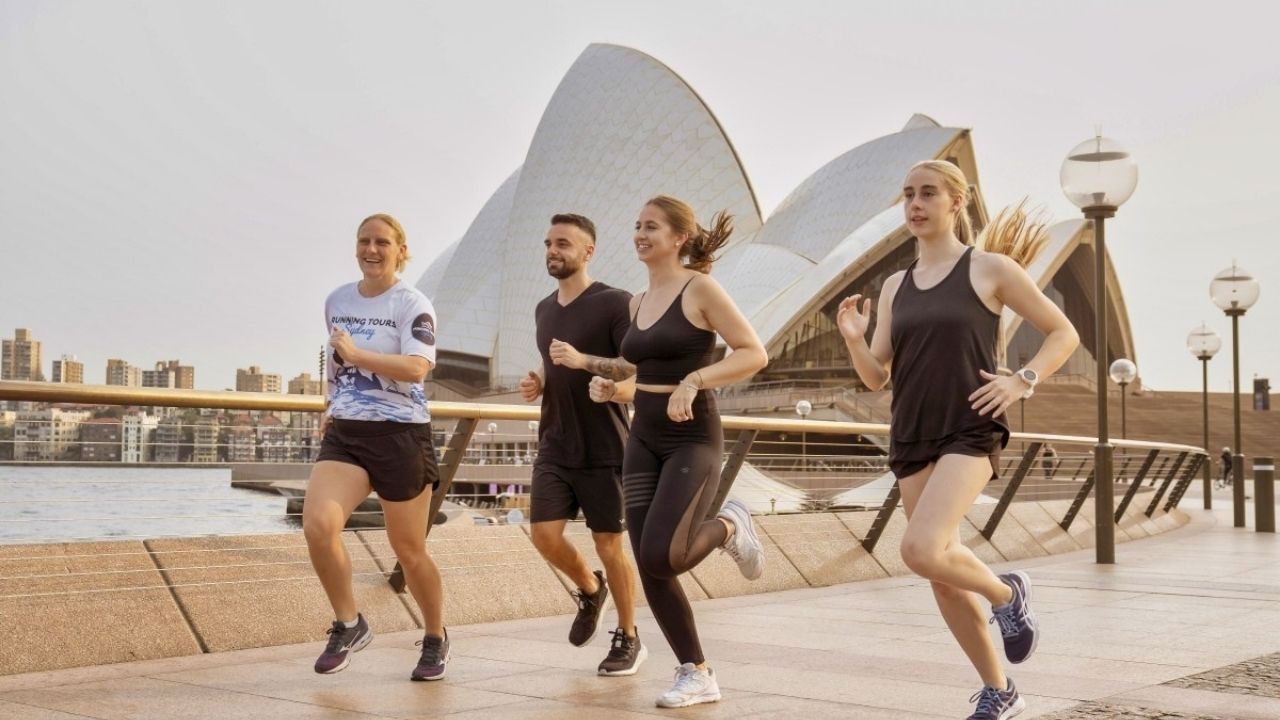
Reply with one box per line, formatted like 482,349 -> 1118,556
1014,368 -> 1039,399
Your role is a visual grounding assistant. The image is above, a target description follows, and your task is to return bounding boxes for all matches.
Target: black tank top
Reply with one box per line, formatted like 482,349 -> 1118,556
620,277 -> 716,385
889,246 -> 1009,442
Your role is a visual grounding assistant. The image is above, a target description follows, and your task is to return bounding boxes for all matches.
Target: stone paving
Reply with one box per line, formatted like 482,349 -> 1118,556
0,488 -> 1277,719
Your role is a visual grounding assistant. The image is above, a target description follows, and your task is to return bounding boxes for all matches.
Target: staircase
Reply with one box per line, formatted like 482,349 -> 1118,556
1018,384 -> 1280,464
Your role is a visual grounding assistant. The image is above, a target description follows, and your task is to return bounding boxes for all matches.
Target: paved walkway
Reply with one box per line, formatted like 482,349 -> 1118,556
2,489 -> 1278,719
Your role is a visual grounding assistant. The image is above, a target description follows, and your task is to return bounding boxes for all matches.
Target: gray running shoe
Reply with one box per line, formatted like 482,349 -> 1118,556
411,629 -> 449,681
967,677 -> 1025,720
314,614 -> 372,674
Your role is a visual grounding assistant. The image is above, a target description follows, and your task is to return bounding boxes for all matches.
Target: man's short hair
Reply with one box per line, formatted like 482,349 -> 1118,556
550,213 -> 596,243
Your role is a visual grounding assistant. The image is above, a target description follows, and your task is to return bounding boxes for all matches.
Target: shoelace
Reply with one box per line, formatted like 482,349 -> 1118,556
605,629 -> 633,661
572,588 -> 597,612
414,637 -> 445,665
968,686 -> 1004,716
669,665 -> 704,694
324,621 -> 355,653
720,541 -> 744,563
990,595 -> 1028,637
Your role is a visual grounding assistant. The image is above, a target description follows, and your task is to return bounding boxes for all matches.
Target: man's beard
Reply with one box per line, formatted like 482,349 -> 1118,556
546,259 -> 580,279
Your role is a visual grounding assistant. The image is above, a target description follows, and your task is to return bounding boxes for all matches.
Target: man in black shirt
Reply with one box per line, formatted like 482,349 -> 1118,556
519,213 -> 645,676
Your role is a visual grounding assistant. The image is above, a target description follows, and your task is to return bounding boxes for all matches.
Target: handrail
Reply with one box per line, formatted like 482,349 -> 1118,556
0,380 -> 1207,455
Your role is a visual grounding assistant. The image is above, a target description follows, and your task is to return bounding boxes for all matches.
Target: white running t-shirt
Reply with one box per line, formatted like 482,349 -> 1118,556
324,280 -> 437,424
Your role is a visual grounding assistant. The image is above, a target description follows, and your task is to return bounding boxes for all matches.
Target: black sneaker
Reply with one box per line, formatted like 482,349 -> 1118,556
314,614 -> 373,674
967,677 -> 1025,719
991,571 -> 1039,664
568,570 -> 609,647
598,628 -> 648,676
411,629 -> 449,681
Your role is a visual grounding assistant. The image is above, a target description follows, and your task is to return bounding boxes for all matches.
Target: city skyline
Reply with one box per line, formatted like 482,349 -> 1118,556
1,1 -> 1277,392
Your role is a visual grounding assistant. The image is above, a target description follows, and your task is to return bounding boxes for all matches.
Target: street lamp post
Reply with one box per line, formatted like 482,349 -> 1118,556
1109,358 -> 1137,439
487,421 -> 498,464
1210,262 -> 1261,528
527,420 -> 539,464
795,399 -> 812,472
1186,324 -> 1221,509
1061,133 -> 1139,564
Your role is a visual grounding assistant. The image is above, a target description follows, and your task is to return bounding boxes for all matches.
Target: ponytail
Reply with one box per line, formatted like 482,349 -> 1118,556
976,200 -> 1048,269
684,211 -> 733,273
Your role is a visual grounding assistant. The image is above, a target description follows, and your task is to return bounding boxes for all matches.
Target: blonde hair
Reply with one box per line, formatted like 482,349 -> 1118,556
357,213 -> 411,272
645,195 -> 732,274
907,160 -> 1047,269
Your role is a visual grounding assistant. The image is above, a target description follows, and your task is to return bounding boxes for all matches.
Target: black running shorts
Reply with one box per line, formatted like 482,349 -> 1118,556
889,423 -> 1009,481
530,462 -> 625,533
317,419 -> 439,502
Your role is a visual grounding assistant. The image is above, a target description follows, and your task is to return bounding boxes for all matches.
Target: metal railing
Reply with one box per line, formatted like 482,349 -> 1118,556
0,380 -> 1208,598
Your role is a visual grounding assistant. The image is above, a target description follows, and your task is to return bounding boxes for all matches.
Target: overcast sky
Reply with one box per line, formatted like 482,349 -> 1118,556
2,0 -> 1277,393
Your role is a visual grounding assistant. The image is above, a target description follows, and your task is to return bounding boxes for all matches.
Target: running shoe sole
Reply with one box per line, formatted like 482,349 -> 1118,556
724,501 -> 764,580
656,689 -> 721,708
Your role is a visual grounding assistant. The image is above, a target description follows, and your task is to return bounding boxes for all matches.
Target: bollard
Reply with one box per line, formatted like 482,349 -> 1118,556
1255,457 -> 1275,533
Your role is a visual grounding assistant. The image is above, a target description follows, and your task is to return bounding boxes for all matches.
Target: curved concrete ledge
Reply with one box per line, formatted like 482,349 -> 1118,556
0,499 -> 1190,676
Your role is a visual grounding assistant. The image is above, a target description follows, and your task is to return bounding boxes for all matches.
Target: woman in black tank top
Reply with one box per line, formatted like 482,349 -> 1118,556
837,161 -> 1080,718
586,195 -> 767,709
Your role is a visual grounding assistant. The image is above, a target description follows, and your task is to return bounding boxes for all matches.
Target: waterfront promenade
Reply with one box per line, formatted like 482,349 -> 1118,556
0,487 -> 1276,720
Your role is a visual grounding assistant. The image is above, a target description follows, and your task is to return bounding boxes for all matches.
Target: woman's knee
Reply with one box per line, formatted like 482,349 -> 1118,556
388,538 -> 429,570
637,544 -> 677,580
303,513 -> 343,546
899,535 -> 944,577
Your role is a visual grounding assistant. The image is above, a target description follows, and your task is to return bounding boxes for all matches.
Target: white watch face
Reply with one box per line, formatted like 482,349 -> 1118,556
1019,369 -> 1038,384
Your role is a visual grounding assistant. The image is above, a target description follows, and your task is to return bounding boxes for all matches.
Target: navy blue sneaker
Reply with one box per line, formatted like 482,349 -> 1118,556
967,677 -> 1025,719
991,570 -> 1038,664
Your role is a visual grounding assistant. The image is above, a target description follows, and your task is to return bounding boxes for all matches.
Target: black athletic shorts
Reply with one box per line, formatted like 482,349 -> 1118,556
889,423 -> 1010,481
317,419 -> 439,502
530,461 -> 625,533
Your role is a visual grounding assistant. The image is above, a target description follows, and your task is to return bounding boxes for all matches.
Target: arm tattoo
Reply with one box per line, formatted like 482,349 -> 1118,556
584,355 -> 636,380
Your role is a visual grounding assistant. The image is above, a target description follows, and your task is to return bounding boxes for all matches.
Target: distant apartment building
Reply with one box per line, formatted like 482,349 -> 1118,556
105,358 -> 142,387
287,372 -> 323,395
14,408 -> 91,460
121,413 -> 159,462
153,416 -> 183,462
51,355 -> 84,384
80,418 -> 122,461
141,360 -> 196,389
290,411 -> 321,462
0,411 -> 16,461
257,415 -> 291,462
236,366 -> 281,393
2,329 -> 44,381
193,416 -> 219,463
224,413 -> 256,462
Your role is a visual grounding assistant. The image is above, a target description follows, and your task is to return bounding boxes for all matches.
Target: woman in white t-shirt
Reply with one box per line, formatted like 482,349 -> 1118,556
305,214 -> 449,681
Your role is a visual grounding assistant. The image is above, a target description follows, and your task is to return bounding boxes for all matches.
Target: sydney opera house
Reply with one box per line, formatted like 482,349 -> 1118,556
416,44 -> 1135,398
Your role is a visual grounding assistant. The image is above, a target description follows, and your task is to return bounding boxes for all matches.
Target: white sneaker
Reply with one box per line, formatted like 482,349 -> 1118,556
717,499 -> 765,580
655,663 -> 721,708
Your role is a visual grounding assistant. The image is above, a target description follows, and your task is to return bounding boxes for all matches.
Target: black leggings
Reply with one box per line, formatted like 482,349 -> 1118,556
623,389 -> 727,665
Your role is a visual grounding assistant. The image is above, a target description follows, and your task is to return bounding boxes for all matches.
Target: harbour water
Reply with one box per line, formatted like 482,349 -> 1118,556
0,465 -> 295,544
